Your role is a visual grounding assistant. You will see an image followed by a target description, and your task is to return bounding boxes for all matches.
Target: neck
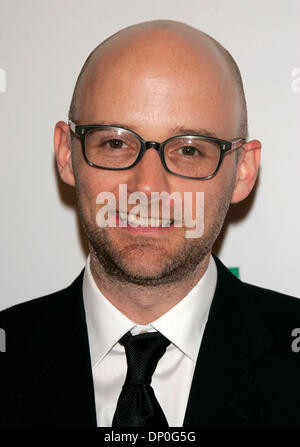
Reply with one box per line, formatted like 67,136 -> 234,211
89,248 -> 211,324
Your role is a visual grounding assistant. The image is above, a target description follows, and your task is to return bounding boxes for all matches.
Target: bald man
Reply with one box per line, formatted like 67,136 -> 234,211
1,20 -> 300,428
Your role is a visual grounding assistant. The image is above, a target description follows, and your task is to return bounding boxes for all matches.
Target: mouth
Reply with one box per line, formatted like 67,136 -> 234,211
113,211 -> 178,234
118,211 -> 175,227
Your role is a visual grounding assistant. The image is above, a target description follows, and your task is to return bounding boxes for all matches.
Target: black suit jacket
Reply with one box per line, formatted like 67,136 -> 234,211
1,255 -> 300,427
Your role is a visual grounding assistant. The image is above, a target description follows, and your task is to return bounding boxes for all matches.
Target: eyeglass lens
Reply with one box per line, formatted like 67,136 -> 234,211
84,127 -> 221,178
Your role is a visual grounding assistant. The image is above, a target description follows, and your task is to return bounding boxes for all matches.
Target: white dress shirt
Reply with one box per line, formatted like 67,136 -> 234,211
82,254 -> 217,427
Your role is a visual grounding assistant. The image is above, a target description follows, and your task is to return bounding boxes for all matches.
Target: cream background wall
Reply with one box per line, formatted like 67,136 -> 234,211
0,0 -> 299,310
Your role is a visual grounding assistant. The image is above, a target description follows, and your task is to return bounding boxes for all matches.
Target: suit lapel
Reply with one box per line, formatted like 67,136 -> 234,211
183,255 -> 273,426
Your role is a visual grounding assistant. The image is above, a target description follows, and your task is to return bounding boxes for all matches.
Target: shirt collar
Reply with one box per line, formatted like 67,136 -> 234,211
83,254 -> 217,367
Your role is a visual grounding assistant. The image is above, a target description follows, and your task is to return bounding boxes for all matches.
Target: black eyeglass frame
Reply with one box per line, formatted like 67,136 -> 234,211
68,120 -> 246,180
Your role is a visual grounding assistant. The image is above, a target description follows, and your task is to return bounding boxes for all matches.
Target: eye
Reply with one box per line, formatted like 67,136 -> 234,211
107,139 -> 125,149
178,146 -> 199,156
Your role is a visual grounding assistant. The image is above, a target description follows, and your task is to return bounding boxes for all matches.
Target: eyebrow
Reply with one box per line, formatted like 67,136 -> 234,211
86,121 -> 220,139
170,126 -> 219,139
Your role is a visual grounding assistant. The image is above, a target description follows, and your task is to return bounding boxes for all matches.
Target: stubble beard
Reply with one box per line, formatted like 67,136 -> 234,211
75,186 -> 235,287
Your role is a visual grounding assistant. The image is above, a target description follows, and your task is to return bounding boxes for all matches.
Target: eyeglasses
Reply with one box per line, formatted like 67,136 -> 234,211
68,120 -> 245,180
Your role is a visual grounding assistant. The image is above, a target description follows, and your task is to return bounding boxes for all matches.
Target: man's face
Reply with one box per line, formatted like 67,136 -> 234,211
70,30 -> 243,285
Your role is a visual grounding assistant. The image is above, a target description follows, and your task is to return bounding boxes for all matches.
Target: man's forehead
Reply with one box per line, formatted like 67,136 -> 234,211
70,20 -> 246,139
78,22 -> 235,113
86,21 -> 227,78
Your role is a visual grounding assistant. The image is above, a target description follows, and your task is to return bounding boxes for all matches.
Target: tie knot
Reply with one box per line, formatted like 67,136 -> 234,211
120,331 -> 170,385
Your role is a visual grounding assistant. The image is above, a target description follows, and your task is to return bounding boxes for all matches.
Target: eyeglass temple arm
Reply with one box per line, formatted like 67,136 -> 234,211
68,120 -> 76,133
232,139 -> 246,150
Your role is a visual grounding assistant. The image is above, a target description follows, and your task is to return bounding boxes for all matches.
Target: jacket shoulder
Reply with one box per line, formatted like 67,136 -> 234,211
240,280 -> 300,337
240,279 -> 300,307
213,254 -> 300,337
0,271 -> 84,350
214,253 -> 300,306
1,271 -> 83,316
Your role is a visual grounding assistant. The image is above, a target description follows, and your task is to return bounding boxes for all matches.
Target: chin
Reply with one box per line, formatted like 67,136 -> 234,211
121,254 -> 168,275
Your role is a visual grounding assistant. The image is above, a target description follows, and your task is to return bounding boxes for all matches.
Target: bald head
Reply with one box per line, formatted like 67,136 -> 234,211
69,20 -> 248,139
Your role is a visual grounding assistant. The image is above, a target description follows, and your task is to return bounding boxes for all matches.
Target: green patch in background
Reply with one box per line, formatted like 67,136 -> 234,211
229,267 -> 240,278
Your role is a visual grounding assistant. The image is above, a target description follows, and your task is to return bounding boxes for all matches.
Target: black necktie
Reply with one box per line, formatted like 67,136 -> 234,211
112,331 -> 170,427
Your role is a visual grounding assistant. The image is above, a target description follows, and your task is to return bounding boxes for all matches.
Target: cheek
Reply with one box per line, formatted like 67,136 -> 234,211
76,164 -> 121,198
184,169 -> 235,222
75,165 -> 135,218
72,142 -> 127,200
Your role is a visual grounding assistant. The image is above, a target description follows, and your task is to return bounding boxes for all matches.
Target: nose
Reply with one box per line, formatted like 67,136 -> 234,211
126,147 -> 171,197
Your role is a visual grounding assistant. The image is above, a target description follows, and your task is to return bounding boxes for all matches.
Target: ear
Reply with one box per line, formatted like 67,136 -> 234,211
231,139 -> 262,204
54,121 -> 75,187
